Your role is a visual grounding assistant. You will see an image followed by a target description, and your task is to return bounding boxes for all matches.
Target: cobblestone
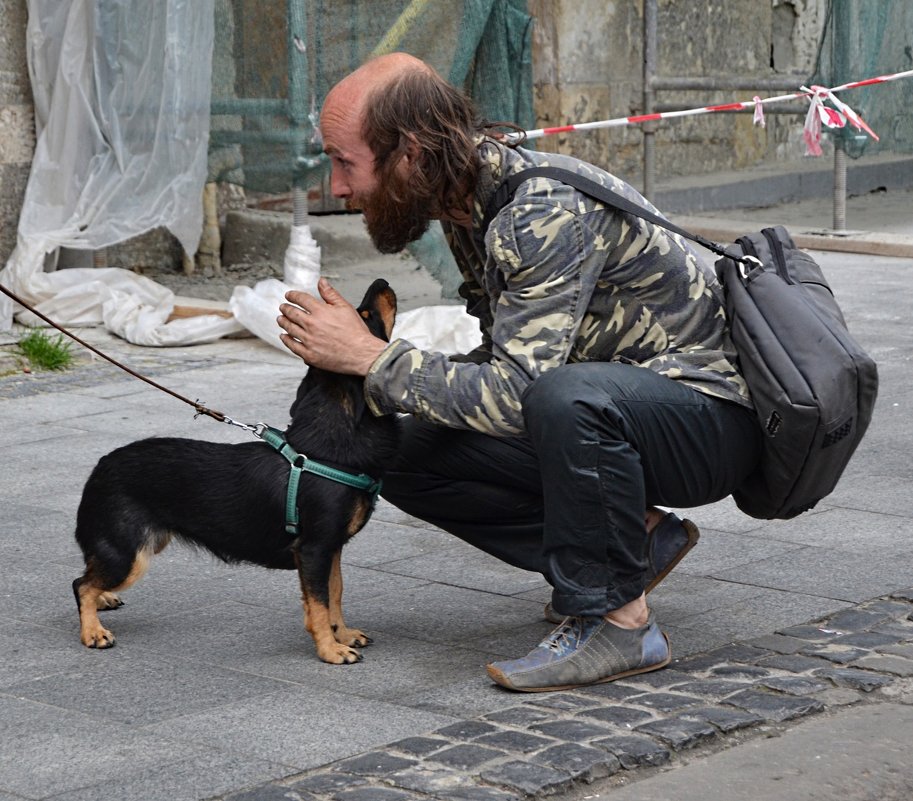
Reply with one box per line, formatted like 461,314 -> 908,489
427,744 -> 506,771
851,654 -> 913,677
536,742 -> 621,781
473,730 -> 555,754
335,753 -> 417,777
758,676 -> 831,696
592,734 -> 672,769
479,761 -> 572,797
388,736 -> 450,757
681,705 -> 765,733
724,689 -> 826,722
755,653 -> 835,672
335,787 -> 419,801
813,667 -> 896,692
799,644 -> 873,664
633,716 -> 718,751
624,691 -> 704,712
576,704 -> 655,727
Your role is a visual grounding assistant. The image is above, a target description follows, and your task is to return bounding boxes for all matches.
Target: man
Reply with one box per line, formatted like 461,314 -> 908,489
277,53 -> 761,692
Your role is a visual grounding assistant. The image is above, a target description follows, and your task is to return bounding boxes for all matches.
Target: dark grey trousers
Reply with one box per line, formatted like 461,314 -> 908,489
381,363 -> 761,617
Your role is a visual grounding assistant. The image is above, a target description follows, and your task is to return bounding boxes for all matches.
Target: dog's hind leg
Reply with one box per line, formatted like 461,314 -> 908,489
73,545 -> 154,648
95,591 -> 124,610
328,551 -> 372,648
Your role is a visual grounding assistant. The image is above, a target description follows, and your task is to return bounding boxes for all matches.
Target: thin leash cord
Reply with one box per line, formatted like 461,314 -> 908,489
0,281 -> 230,424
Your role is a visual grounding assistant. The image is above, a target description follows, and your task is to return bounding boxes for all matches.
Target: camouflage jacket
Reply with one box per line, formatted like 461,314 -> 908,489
365,139 -> 751,436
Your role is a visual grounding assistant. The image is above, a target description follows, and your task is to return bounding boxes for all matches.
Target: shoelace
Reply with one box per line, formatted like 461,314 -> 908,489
543,617 -> 588,653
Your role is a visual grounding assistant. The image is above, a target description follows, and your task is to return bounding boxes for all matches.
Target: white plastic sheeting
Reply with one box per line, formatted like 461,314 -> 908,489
0,0 -> 241,344
230,223 -> 482,357
0,0 -> 482,359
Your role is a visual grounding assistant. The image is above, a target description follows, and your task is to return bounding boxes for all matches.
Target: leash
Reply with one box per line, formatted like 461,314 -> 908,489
1,281 -> 384,534
0,280 -> 234,425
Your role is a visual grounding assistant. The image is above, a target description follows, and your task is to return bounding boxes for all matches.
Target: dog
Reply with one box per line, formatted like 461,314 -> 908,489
72,278 -> 400,664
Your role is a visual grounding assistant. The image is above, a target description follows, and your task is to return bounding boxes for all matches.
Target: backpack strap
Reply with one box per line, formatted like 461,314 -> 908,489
482,165 -> 734,261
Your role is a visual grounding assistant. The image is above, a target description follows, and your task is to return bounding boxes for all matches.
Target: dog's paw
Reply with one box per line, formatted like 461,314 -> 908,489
335,626 -> 373,648
81,626 -> 116,649
96,592 -> 124,611
318,642 -> 364,665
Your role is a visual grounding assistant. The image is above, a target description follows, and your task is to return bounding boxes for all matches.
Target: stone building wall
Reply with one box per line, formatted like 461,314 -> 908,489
0,0 -> 32,266
0,0 -> 831,266
528,0 -> 827,186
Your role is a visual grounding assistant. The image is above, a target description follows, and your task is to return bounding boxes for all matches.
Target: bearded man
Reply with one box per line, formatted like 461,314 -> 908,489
277,53 -> 761,692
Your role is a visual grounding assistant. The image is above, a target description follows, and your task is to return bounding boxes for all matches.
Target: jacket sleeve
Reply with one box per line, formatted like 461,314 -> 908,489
364,200 -> 604,436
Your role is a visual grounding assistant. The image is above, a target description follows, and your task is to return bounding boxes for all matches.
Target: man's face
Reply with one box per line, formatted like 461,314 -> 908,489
320,92 -> 430,254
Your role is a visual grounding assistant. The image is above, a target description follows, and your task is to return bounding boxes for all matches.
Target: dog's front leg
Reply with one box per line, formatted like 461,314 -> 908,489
294,551 -> 362,664
329,551 -> 372,649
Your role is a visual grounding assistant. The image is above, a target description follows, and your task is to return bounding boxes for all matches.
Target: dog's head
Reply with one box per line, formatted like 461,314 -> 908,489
356,278 -> 397,343
288,279 -> 397,422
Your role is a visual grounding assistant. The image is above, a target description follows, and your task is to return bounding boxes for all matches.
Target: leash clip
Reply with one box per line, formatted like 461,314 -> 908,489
220,416 -> 265,435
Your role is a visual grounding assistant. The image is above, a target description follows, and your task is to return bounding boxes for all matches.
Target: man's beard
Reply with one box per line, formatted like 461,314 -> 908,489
356,177 -> 433,254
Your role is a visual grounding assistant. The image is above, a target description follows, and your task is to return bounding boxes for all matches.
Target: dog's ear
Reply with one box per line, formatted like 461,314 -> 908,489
357,279 -> 397,342
288,370 -> 312,418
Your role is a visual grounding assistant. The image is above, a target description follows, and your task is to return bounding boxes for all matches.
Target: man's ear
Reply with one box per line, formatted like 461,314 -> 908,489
400,133 -> 421,167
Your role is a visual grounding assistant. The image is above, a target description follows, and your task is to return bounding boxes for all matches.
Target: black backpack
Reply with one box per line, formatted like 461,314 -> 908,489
483,166 -> 878,520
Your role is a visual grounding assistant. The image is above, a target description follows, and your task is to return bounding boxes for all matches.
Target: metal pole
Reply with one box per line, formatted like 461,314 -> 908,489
833,140 -> 847,232
642,0 -> 657,200
288,0 -> 309,227
831,0 -> 850,231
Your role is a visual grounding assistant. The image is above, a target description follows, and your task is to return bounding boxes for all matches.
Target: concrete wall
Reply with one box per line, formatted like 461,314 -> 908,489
528,0 -> 827,186
0,0 -> 32,265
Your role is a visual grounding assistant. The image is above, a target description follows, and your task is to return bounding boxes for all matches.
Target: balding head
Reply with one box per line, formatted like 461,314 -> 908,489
319,52 -> 484,246
322,53 -> 434,132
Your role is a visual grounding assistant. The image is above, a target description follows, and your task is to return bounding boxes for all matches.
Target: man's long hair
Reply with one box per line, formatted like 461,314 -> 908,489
361,67 -> 518,219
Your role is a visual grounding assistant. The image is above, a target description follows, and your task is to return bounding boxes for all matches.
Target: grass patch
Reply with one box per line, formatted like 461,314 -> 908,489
18,328 -> 75,371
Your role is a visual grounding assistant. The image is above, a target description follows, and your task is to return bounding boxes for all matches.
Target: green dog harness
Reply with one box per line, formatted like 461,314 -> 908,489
255,424 -> 383,536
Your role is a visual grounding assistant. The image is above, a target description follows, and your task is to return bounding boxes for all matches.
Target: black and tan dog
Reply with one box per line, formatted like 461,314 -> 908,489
72,279 -> 399,664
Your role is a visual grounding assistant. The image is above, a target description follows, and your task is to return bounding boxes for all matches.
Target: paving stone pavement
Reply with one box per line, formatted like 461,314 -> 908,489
1,187 -> 912,800
216,592 -> 913,801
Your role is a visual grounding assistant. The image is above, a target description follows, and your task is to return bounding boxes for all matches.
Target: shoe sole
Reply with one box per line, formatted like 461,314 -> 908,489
644,518 -> 700,594
486,632 -> 672,693
542,519 -> 700,624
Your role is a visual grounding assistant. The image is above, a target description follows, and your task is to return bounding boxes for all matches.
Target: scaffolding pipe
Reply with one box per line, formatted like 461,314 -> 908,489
288,0 -> 310,226
642,0 -> 658,200
650,76 -> 809,92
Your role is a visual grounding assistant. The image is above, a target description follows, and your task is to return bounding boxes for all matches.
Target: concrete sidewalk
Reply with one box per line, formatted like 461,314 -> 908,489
1,182 -> 912,800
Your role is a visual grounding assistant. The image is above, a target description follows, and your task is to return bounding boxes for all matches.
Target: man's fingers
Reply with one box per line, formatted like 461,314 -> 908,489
317,277 -> 346,306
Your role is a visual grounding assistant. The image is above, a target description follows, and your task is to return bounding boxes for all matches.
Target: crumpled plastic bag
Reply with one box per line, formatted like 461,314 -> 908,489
229,223 -> 482,357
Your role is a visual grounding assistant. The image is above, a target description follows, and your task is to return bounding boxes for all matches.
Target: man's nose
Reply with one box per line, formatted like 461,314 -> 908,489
330,170 -> 350,199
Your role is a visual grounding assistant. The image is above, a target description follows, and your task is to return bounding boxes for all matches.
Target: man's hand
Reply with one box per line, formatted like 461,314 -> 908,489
277,278 -> 388,375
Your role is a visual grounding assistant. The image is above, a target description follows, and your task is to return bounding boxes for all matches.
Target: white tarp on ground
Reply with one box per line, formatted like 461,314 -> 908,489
0,0 -> 481,357
0,0 -> 241,345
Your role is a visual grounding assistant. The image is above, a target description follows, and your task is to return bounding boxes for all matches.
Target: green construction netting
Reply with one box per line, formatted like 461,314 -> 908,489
811,0 -> 913,159
208,0 -> 534,193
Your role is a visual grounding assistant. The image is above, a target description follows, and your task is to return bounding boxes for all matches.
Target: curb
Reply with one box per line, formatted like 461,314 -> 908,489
217,589 -> 913,801
673,216 -> 913,259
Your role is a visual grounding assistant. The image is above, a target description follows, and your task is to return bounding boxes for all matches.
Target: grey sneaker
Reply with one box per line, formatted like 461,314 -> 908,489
487,614 -> 670,692
543,514 -> 699,624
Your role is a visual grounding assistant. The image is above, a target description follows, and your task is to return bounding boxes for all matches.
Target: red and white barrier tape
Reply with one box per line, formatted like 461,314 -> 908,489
519,68 -> 913,157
